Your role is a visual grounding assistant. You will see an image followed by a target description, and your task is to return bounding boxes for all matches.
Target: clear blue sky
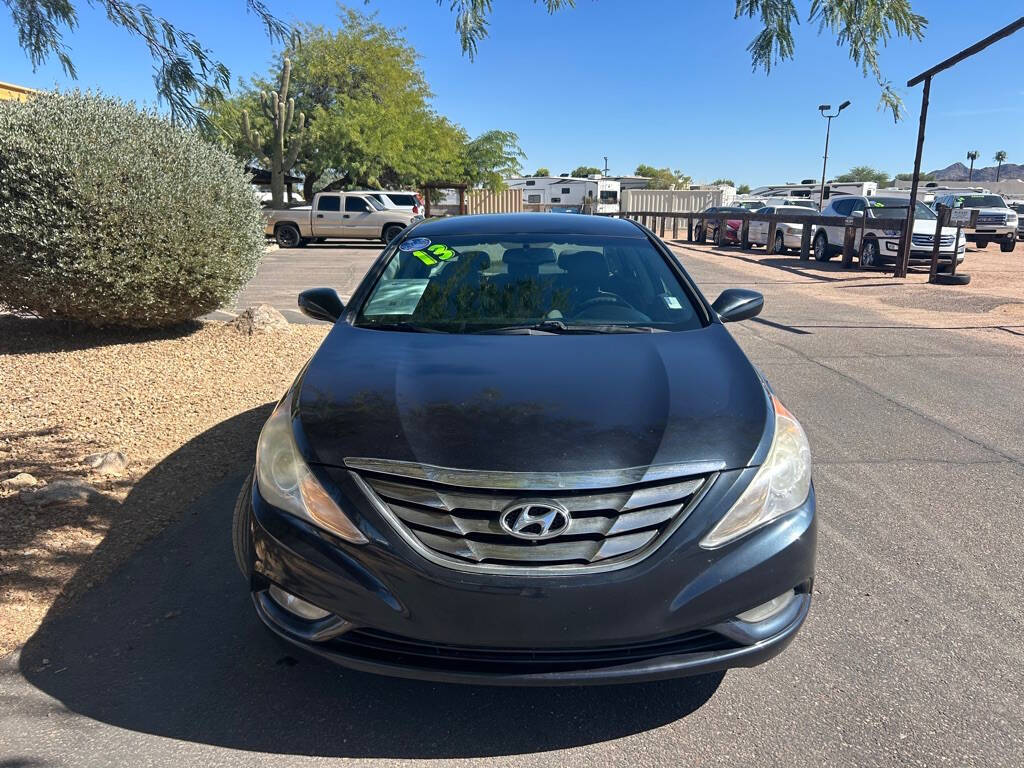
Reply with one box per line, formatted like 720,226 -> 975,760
3,1 -> 1022,186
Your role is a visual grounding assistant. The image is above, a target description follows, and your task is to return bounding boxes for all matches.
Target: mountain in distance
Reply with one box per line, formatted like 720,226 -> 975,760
929,161 -> 1024,181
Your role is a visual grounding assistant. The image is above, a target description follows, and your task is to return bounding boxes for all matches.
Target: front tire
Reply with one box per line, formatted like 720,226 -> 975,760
860,238 -> 878,268
275,224 -> 302,249
773,231 -> 786,255
813,232 -> 832,262
232,472 -> 255,580
1000,236 -> 1016,253
976,239 -> 989,249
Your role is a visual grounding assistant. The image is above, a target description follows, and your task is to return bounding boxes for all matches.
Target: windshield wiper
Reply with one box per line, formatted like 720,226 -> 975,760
477,320 -> 666,335
359,321 -> 448,333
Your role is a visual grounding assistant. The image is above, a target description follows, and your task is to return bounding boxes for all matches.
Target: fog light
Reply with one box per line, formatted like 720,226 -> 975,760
268,585 -> 331,621
736,589 -> 795,623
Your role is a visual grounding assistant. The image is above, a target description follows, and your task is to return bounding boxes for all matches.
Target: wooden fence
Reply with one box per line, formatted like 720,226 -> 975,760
605,209 -> 915,271
466,189 -> 523,214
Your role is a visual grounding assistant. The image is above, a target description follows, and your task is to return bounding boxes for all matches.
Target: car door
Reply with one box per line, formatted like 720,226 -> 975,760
751,207 -> 772,244
848,199 -> 867,248
826,199 -> 854,245
313,194 -> 345,237
342,195 -> 377,237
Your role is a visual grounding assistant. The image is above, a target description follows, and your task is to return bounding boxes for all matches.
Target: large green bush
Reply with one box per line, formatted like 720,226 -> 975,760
0,91 -> 265,328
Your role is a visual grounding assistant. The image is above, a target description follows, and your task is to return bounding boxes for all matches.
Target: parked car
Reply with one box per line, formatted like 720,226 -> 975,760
264,192 -> 422,248
734,199 -> 768,211
748,205 -> 818,253
811,195 -> 965,268
932,193 -> 1017,252
232,213 -> 816,685
361,189 -> 424,215
1009,201 -> 1024,240
696,206 -> 746,245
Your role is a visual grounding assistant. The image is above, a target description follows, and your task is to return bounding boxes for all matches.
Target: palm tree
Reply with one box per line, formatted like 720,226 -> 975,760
966,150 -> 979,182
994,150 -> 1007,181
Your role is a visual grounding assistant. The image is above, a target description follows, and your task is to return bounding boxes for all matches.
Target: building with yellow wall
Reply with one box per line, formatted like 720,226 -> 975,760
0,81 -> 40,102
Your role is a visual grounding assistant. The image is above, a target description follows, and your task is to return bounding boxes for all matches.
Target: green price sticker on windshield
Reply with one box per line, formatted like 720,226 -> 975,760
413,242 -> 456,266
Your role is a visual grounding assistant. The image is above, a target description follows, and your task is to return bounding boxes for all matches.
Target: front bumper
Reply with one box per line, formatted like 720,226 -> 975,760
965,228 -> 1015,242
243,468 -> 816,685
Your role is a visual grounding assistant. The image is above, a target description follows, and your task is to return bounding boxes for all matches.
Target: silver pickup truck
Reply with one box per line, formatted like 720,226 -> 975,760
264,191 -> 422,248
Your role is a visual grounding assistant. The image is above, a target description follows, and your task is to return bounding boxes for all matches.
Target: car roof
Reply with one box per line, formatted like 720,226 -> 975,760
411,213 -> 647,238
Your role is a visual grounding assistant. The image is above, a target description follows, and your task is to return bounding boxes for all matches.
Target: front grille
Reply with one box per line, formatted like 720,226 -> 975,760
329,627 -> 738,674
351,465 -> 711,573
911,233 -> 954,247
976,213 -> 1006,225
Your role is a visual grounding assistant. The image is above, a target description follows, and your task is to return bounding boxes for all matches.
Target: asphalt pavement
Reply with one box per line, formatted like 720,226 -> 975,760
3,241 -> 1023,767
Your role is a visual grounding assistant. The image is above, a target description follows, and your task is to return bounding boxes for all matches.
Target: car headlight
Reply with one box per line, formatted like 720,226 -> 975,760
701,394 -> 811,549
1008,213 -> 1018,225
256,388 -> 368,544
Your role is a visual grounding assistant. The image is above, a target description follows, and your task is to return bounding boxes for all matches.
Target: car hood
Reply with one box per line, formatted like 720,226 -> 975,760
295,323 -> 770,477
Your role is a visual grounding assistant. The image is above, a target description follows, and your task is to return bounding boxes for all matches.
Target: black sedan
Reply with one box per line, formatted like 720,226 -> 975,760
233,213 -> 816,685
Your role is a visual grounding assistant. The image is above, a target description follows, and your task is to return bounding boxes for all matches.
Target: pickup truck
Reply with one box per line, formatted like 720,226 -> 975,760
264,191 -> 423,248
932,192 -> 1017,253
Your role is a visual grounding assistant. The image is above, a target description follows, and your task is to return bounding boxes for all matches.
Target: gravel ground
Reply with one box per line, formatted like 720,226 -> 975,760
0,318 -> 329,655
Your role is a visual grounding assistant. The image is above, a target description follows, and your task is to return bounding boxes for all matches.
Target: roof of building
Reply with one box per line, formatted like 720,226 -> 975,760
412,213 -> 645,238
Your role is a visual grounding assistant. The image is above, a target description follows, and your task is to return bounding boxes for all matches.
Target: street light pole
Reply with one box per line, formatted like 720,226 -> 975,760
818,101 -> 851,207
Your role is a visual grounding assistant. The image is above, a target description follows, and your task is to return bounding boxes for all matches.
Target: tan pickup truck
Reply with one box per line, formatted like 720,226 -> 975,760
264,191 -> 423,248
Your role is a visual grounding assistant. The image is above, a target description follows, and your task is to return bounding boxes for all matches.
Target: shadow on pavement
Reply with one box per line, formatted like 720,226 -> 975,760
17,410 -> 724,759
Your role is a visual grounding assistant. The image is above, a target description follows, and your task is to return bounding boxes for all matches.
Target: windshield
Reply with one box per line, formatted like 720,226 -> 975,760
356,233 -> 704,333
867,199 -> 936,220
952,194 -> 1006,209
776,207 -> 815,216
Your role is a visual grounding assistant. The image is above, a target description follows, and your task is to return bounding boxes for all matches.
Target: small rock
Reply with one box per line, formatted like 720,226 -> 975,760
2,472 -> 38,490
21,478 -> 101,507
231,304 -> 289,335
84,450 -> 127,476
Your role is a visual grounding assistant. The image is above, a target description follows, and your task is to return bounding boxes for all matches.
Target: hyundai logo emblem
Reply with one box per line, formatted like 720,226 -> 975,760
499,500 -> 572,541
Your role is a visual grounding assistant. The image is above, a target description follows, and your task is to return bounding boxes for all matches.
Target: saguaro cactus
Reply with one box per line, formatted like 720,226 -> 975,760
241,58 -> 305,209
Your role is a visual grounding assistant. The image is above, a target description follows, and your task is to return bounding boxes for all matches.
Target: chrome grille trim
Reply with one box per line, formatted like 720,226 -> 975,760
350,468 -> 716,576
911,234 -> 954,246
344,457 -> 726,491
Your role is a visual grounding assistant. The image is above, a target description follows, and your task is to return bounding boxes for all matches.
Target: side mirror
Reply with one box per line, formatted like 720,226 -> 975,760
851,209 -> 864,217
298,287 -> 344,323
712,289 -> 763,323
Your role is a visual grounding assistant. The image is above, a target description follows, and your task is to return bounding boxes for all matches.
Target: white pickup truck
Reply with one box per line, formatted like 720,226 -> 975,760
264,191 -> 423,248
933,192 -> 1017,253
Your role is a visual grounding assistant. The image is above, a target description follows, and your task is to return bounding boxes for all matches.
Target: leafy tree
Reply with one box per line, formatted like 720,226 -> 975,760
534,167 -> 551,176
711,178 -> 735,187
444,0 -> 926,120
635,164 -> 691,189
894,171 -> 934,182
460,130 -> 526,189
571,166 -> 602,177
737,183 -> 751,194
835,166 -> 890,184
5,0 -> 290,124
994,150 -> 1007,181
203,10 -> 521,196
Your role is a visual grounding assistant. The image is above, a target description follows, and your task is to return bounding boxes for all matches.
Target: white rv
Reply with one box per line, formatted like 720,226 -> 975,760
749,181 -> 879,209
506,175 -> 621,214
